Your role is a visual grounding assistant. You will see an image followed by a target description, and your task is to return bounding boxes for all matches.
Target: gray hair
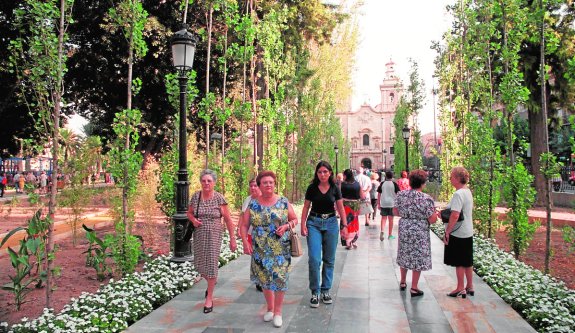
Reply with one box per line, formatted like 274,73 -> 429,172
200,169 -> 217,182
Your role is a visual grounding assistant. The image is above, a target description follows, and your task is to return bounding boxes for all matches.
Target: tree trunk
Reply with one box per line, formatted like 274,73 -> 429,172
205,5 -> 213,169
46,0 -> 66,308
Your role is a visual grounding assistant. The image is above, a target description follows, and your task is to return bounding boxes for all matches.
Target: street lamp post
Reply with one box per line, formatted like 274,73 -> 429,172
402,125 -> 410,172
170,25 -> 197,262
334,144 -> 339,174
383,148 -> 387,171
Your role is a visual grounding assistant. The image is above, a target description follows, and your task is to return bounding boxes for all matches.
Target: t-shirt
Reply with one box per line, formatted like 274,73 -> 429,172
305,183 -> 342,214
447,188 -> 474,238
377,180 -> 399,208
370,180 -> 380,199
356,173 -> 371,200
398,177 -> 410,191
340,181 -> 360,200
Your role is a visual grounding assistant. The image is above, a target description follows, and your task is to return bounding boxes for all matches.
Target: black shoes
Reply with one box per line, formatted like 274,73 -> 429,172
321,292 -> 333,304
310,295 -> 319,308
465,288 -> 475,296
256,284 -> 263,292
399,283 -> 407,291
203,305 -> 213,313
447,290 -> 467,298
410,288 -> 424,297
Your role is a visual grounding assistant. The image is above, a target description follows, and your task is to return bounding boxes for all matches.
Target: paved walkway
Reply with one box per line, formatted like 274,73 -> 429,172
127,216 -> 536,333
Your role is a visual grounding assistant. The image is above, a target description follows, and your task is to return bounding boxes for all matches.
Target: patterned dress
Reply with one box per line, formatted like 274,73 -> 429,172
249,196 -> 291,291
395,190 -> 435,271
190,191 -> 227,279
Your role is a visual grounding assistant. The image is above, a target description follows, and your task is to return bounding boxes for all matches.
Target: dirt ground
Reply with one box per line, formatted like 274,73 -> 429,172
1,196 -> 574,326
0,194 -> 171,326
494,225 -> 575,290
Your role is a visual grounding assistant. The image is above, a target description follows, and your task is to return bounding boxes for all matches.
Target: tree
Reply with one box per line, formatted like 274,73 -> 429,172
8,0 -> 74,307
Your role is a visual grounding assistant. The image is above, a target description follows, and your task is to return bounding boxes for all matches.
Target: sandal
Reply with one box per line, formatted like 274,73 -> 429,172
410,288 -> 424,297
399,283 -> 407,291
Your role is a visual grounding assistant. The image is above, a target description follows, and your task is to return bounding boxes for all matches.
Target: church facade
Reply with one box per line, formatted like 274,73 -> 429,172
336,60 -> 403,171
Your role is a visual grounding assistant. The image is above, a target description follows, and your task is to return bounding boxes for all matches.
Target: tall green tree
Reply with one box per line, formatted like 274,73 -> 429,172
8,0 -> 74,308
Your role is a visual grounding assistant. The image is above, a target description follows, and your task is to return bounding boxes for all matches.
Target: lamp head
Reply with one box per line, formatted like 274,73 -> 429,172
402,125 -> 410,140
171,26 -> 197,71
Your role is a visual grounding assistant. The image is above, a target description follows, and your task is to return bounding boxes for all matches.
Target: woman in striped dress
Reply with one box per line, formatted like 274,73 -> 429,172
187,169 -> 237,314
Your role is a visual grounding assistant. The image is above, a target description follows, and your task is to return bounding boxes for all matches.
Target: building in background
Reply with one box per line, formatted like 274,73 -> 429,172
336,60 -> 403,170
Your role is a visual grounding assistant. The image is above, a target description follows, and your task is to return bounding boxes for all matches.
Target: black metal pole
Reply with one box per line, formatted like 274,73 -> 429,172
171,72 -> 193,262
335,152 -> 339,175
405,139 -> 409,172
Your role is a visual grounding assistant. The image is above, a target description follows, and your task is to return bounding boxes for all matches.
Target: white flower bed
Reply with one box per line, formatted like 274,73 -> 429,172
1,234 -> 243,333
430,224 -> 575,333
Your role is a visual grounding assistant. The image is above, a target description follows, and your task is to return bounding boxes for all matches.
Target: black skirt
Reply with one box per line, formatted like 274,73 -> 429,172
444,235 -> 473,267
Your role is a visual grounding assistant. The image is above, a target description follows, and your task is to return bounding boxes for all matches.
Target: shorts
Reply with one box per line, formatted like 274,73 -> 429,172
380,207 -> 393,216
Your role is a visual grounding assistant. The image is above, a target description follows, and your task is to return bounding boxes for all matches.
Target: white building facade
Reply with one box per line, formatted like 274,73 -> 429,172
336,60 -> 403,170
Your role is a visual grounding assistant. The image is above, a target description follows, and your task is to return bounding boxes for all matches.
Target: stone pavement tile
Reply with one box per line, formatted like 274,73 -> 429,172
403,299 -> 451,325
286,304 -> 333,333
326,318 -> 369,333
409,323 -> 454,333
369,298 -> 410,332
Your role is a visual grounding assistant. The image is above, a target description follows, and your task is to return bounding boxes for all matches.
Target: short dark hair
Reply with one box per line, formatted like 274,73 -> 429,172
256,171 -> 276,186
385,171 -> 393,180
343,169 -> 354,182
409,169 -> 428,189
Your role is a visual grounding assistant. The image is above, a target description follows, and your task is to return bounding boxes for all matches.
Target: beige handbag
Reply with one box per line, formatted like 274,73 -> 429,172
288,224 -> 303,257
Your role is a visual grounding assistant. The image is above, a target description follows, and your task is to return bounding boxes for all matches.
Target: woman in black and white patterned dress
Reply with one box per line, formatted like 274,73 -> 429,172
187,169 -> 237,314
393,169 -> 438,297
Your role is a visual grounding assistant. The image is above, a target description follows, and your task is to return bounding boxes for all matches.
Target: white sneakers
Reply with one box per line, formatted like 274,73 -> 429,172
273,315 -> 283,328
263,311 -> 274,322
263,311 -> 282,327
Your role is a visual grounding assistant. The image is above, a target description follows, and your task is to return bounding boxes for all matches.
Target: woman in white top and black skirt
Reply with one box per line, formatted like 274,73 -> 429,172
444,166 -> 474,298
301,161 -> 347,308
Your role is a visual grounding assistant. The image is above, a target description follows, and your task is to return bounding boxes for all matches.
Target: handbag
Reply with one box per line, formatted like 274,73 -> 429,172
183,192 -> 201,242
440,208 -> 464,234
288,223 -> 303,257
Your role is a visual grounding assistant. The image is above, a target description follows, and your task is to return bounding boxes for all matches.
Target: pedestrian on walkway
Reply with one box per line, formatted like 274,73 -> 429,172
39,171 -> 48,194
18,172 -> 26,193
301,161 -> 347,308
356,166 -> 373,226
13,172 -> 21,193
0,172 -> 6,197
377,171 -> 400,241
187,169 -> 237,314
444,166 -> 474,298
393,169 -> 438,297
369,172 -> 380,221
239,178 -> 263,292
397,170 -> 411,191
340,169 -> 361,249
240,171 -> 299,328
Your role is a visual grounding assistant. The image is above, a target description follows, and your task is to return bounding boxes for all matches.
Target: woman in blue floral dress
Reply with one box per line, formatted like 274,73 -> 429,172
240,171 -> 298,328
393,169 -> 438,297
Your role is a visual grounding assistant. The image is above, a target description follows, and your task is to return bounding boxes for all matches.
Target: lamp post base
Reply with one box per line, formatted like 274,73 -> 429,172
170,254 -> 194,263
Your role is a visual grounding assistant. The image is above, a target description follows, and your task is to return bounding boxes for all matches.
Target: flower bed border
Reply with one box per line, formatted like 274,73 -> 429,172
1,234 -> 242,333
430,224 -> 575,333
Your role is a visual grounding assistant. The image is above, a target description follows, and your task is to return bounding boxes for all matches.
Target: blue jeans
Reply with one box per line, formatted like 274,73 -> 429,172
306,215 -> 339,295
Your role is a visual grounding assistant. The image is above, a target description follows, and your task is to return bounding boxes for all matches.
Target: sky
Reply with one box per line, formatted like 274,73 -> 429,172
350,0 -> 453,135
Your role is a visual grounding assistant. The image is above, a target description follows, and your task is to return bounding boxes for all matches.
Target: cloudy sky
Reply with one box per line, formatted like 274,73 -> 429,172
351,0 -> 452,135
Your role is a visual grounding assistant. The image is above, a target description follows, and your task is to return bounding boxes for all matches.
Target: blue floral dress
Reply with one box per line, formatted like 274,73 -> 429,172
395,190 -> 435,271
249,196 -> 291,291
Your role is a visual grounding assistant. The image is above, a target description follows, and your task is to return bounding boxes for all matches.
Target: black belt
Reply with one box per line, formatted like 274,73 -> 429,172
309,211 -> 336,219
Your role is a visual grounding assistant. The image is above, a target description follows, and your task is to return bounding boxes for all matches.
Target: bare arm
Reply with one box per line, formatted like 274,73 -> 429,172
300,200 -> 311,236
336,199 -> 346,227
186,195 -> 202,227
443,210 -> 461,245
240,209 -> 252,254
221,205 -> 237,251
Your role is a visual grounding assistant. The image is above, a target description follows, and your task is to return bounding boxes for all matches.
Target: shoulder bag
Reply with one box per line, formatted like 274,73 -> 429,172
440,208 -> 464,234
288,223 -> 303,257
